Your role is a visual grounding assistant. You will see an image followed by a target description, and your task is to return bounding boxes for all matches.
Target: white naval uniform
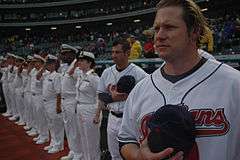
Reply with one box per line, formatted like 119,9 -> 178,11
43,71 -> 64,150
13,70 -> 24,123
20,69 -> 29,123
118,59 -> 240,160
75,69 -> 101,160
29,68 -> 39,133
8,66 -> 18,117
31,69 -> 49,140
97,63 -> 147,160
23,69 -> 34,129
60,62 -> 82,158
0,67 -> 11,115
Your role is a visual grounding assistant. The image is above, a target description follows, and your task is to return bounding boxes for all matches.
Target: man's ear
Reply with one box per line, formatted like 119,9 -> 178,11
190,27 -> 201,43
126,50 -> 130,57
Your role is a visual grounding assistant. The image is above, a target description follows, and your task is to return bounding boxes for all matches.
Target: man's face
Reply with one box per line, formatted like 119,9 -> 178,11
34,59 -> 44,69
111,44 -> 128,65
153,6 -> 194,62
16,60 -> 23,67
7,57 -> 15,65
60,51 -> 75,64
46,62 -> 55,71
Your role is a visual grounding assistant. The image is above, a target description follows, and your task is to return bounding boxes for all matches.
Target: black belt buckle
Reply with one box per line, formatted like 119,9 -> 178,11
43,99 -> 47,102
111,111 -> 123,118
32,93 -> 36,96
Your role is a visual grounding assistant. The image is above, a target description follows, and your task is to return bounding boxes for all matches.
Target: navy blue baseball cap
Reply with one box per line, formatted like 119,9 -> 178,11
147,104 -> 196,155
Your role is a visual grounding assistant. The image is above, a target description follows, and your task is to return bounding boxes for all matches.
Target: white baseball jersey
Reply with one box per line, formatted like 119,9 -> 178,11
198,49 -> 215,60
118,59 -> 240,160
97,63 -> 148,112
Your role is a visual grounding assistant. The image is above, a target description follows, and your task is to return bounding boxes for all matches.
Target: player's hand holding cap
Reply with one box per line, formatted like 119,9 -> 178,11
147,104 -> 196,158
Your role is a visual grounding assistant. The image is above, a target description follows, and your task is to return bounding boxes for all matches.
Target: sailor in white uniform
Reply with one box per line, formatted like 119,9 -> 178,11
69,51 -> 101,160
59,44 -> 83,160
40,54 -> 64,153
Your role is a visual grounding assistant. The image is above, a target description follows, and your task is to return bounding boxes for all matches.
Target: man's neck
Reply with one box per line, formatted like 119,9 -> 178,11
116,62 -> 129,72
163,51 -> 201,75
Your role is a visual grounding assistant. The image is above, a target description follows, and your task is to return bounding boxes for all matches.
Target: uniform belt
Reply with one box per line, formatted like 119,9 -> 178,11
111,111 -> 123,118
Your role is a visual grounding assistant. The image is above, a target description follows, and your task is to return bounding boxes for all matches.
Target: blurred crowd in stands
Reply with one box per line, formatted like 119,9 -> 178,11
0,0 -> 159,22
1,13 -> 240,60
0,0 -> 66,3
1,10 -> 240,60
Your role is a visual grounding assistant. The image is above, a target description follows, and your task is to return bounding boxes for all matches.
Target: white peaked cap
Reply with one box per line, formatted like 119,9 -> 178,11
15,55 -> 25,61
61,44 -> 78,53
34,54 -> 46,62
7,52 -> 15,58
27,55 -> 33,60
78,51 -> 95,60
47,54 -> 58,60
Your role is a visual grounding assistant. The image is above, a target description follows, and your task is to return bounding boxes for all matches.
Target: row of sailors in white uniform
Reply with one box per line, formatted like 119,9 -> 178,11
0,51 -> 101,160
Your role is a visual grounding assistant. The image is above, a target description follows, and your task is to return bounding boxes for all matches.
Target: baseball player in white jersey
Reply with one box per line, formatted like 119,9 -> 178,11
68,51 -> 101,160
59,44 -> 83,160
118,0 -> 240,160
40,54 -> 64,153
94,38 -> 148,160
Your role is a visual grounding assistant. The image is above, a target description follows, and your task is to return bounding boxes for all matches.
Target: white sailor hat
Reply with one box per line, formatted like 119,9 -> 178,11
75,46 -> 82,52
15,55 -> 25,61
61,44 -> 78,54
46,54 -> 58,64
6,52 -> 16,58
33,54 -> 46,62
78,51 -> 95,60
27,55 -> 33,60
47,54 -> 58,60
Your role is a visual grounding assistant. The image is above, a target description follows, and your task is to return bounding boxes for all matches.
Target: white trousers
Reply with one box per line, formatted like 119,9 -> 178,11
107,113 -> 123,160
15,88 -> 25,122
2,83 -> 11,114
62,99 -> 82,156
32,95 -> 49,139
30,94 -> 39,130
8,83 -> 18,116
23,92 -> 33,127
77,103 -> 101,160
44,100 -> 64,148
